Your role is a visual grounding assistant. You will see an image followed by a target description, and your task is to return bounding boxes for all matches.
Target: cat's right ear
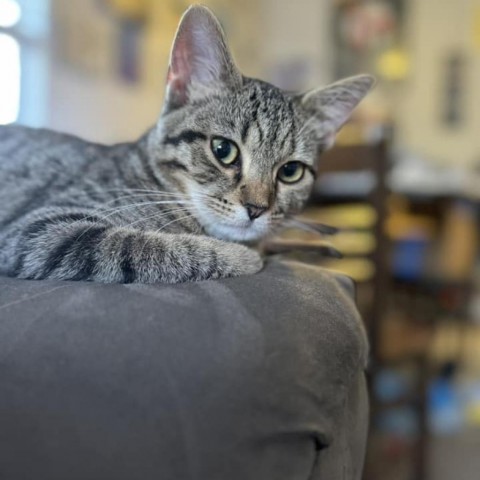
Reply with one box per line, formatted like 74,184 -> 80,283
164,5 -> 242,111
299,75 -> 376,148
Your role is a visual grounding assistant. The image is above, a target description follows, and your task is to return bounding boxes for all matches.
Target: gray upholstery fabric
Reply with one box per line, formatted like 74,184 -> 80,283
0,260 -> 369,480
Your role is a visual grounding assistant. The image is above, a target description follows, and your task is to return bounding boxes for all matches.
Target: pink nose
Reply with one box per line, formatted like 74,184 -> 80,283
244,203 -> 267,220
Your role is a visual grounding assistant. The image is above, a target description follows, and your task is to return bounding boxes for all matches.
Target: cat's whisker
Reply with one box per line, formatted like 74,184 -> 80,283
76,193 -> 194,221
137,212 -> 195,259
94,193 -> 192,209
120,207 -> 194,230
103,188 -> 191,196
102,193 -> 193,203
207,203 -> 233,219
93,200 -> 193,218
103,188 -> 213,203
74,200 -> 192,233
98,190 -> 196,207
152,213 -> 195,235
285,218 -> 339,236
74,206 -> 193,244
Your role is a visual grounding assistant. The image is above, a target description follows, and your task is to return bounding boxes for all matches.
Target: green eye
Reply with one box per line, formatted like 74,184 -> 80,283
211,137 -> 240,166
277,162 -> 305,184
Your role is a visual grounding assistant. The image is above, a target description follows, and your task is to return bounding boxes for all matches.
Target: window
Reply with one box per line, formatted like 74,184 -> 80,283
0,0 -> 50,127
0,0 -> 21,124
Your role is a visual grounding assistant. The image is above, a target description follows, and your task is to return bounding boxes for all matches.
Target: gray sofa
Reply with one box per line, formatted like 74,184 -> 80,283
0,259 -> 369,480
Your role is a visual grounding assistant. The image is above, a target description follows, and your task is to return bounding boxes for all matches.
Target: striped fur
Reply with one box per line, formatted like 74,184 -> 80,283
0,6 -> 374,284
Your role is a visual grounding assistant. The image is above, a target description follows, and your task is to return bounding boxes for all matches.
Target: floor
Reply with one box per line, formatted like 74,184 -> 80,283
429,430 -> 480,480
428,323 -> 480,480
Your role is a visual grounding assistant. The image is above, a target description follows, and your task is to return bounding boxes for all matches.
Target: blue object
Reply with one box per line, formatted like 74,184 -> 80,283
428,377 -> 463,434
392,237 -> 429,281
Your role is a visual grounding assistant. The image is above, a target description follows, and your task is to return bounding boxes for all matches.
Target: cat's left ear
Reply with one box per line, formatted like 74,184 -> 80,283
299,75 -> 376,147
164,5 -> 242,111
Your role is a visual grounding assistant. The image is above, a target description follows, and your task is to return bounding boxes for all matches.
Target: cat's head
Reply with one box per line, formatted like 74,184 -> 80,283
151,5 -> 374,242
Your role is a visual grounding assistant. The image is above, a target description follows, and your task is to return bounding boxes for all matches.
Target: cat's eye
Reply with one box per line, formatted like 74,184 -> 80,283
211,137 -> 240,166
277,162 -> 305,184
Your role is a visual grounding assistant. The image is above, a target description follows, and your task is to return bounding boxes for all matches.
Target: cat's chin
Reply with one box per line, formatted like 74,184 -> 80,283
204,221 -> 268,242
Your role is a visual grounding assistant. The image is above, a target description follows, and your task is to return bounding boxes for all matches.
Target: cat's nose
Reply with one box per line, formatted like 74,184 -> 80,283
244,203 -> 268,221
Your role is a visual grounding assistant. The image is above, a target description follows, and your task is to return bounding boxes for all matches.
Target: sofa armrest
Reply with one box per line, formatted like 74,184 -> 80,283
0,260 -> 368,480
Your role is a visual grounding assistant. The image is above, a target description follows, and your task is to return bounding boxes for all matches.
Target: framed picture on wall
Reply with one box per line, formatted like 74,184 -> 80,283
332,0 -> 406,79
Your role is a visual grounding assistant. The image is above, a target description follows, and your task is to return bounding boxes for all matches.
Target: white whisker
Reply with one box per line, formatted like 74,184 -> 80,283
76,200 -> 192,231
103,188 -> 189,196
73,205 -> 192,245
137,212 -> 195,259
120,207 -> 193,230
94,200 -> 192,218
152,213 -> 195,235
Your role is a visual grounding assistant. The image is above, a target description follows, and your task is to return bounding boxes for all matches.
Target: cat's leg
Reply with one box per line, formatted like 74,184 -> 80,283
10,213 -> 263,283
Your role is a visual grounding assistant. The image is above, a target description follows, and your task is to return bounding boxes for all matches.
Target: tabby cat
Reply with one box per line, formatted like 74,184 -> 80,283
0,5 -> 374,284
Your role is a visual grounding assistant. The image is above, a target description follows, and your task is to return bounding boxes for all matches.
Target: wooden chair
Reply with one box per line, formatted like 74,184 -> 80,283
312,140 -> 430,480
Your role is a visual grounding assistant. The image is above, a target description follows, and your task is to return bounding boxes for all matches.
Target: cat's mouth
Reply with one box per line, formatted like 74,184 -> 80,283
187,190 -> 271,241
203,219 -> 270,242
193,205 -> 270,241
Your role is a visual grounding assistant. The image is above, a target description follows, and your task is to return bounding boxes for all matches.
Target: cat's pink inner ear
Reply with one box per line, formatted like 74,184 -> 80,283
165,9 -> 214,107
166,70 -> 187,108
164,6 -> 241,110
166,35 -> 192,106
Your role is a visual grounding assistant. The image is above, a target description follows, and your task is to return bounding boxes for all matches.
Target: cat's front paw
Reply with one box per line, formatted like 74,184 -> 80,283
217,242 -> 264,278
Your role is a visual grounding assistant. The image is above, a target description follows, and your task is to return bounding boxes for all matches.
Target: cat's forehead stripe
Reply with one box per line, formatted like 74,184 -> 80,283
234,83 -> 298,158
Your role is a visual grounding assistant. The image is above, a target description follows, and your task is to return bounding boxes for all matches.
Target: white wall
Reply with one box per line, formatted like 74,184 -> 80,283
47,0 -> 164,143
395,0 -> 480,167
258,0 -> 333,88
45,0 -> 263,144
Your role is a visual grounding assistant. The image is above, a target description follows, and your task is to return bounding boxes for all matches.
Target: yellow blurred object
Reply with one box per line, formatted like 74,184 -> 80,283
302,205 -> 377,229
332,231 -> 376,255
386,212 -> 436,240
376,47 -> 410,81
274,228 -> 375,256
105,0 -> 150,20
436,202 -> 478,281
386,195 -> 437,240
466,404 -> 480,426
316,258 -> 375,283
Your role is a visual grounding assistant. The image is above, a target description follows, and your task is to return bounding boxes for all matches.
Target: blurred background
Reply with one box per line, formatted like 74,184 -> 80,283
1,0 -> 479,478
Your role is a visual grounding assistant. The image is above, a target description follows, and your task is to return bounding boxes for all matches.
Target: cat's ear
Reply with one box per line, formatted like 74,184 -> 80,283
164,5 -> 242,110
299,75 -> 375,147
